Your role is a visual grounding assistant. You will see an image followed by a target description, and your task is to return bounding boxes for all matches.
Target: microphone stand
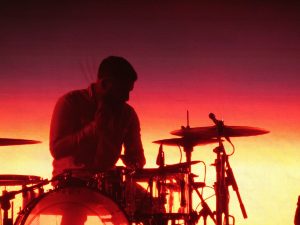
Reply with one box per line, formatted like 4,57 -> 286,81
210,113 -> 247,225
214,143 -> 230,225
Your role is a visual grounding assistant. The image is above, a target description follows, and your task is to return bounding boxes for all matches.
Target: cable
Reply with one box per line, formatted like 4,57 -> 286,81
198,161 -> 207,195
178,145 -> 183,163
204,193 -> 216,201
195,193 -> 216,211
224,137 -> 235,156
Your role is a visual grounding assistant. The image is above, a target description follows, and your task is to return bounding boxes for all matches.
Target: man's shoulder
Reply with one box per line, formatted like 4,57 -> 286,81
123,103 -> 140,121
124,103 -> 135,113
58,88 -> 90,103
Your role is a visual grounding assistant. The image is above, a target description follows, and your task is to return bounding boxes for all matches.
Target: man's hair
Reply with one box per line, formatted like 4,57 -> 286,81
97,56 -> 137,81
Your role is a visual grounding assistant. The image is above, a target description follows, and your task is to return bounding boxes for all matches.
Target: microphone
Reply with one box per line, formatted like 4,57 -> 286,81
208,113 -> 218,126
156,144 -> 165,167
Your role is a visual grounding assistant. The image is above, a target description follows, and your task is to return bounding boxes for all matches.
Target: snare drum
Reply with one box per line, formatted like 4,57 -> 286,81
14,185 -> 129,225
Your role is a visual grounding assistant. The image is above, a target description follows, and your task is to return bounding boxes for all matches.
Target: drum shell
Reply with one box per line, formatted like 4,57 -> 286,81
14,186 -> 129,225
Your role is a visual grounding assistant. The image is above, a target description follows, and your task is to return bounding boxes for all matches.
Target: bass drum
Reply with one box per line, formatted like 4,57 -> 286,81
15,186 -> 129,225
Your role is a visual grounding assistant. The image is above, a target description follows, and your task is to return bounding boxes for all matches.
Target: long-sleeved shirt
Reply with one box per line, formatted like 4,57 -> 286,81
50,84 -> 146,176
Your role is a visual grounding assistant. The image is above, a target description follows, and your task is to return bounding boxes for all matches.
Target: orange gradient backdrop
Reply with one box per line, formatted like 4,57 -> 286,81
0,1 -> 300,225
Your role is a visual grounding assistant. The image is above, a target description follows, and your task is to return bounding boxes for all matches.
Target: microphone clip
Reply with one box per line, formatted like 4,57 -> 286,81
209,113 -> 224,139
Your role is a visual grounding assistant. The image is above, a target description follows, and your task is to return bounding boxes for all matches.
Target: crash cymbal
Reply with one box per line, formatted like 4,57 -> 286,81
0,138 -> 41,146
171,125 -> 269,139
153,137 -> 219,147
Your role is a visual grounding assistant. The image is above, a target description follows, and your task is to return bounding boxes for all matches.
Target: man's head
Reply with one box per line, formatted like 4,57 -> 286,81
96,56 -> 137,103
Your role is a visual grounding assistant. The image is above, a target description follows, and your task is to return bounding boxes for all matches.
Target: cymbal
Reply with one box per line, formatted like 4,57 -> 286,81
0,175 -> 42,186
153,137 -> 219,147
0,138 -> 41,146
171,125 -> 269,139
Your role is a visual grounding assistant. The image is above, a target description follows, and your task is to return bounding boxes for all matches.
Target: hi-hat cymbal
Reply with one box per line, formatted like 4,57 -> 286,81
0,174 -> 42,186
0,138 -> 41,146
171,125 -> 269,139
163,161 -> 200,170
133,161 -> 200,180
153,137 -> 219,147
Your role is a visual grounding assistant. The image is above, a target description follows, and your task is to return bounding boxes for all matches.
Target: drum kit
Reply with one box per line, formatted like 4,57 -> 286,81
0,113 -> 269,225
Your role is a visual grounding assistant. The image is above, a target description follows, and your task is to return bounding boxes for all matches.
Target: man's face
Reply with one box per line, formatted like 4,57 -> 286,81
102,78 -> 135,103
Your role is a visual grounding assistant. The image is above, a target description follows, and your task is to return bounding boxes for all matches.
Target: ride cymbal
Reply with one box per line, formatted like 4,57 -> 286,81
171,125 -> 269,139
0,138 -> 41,146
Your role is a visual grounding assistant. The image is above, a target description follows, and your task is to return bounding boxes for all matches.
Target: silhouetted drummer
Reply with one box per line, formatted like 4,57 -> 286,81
50,56 -> 146,176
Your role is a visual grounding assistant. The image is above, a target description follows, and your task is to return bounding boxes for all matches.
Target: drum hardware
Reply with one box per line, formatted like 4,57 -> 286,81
132,161 -> 200,181
162,113 -> 269,225
0,136 -> 41,224
212,143 -> 247,225
154,137 -> 217,224
0,114 -> 269,225
166,131 -> 204,224
191,180 -> 216,225
209,112 -> 260,225
0,138 -> 41,146
153,139 -> 211,225
162,180 -> 203,192
0,179 -> 49,225
1,190 -> 13,225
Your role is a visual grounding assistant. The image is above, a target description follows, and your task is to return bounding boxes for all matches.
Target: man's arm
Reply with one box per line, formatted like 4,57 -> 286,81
49,94 -> 98,160
123,108 -> 146,169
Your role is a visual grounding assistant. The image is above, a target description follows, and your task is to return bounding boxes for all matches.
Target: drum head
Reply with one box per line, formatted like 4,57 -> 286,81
17,186 -> 128,225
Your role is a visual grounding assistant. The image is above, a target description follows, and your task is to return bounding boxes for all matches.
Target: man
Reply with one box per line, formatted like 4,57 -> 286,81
50,56 -> 146,176
49,56 -> 166,225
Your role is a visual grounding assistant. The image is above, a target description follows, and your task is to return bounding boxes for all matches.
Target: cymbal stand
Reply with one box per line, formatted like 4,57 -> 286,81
157,143 -> 194,225
183,111 -> 194,224
158,132 -> 195,225
184,143 -> 193,212
182,139 -> 206,225
1,190 -> 13,225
